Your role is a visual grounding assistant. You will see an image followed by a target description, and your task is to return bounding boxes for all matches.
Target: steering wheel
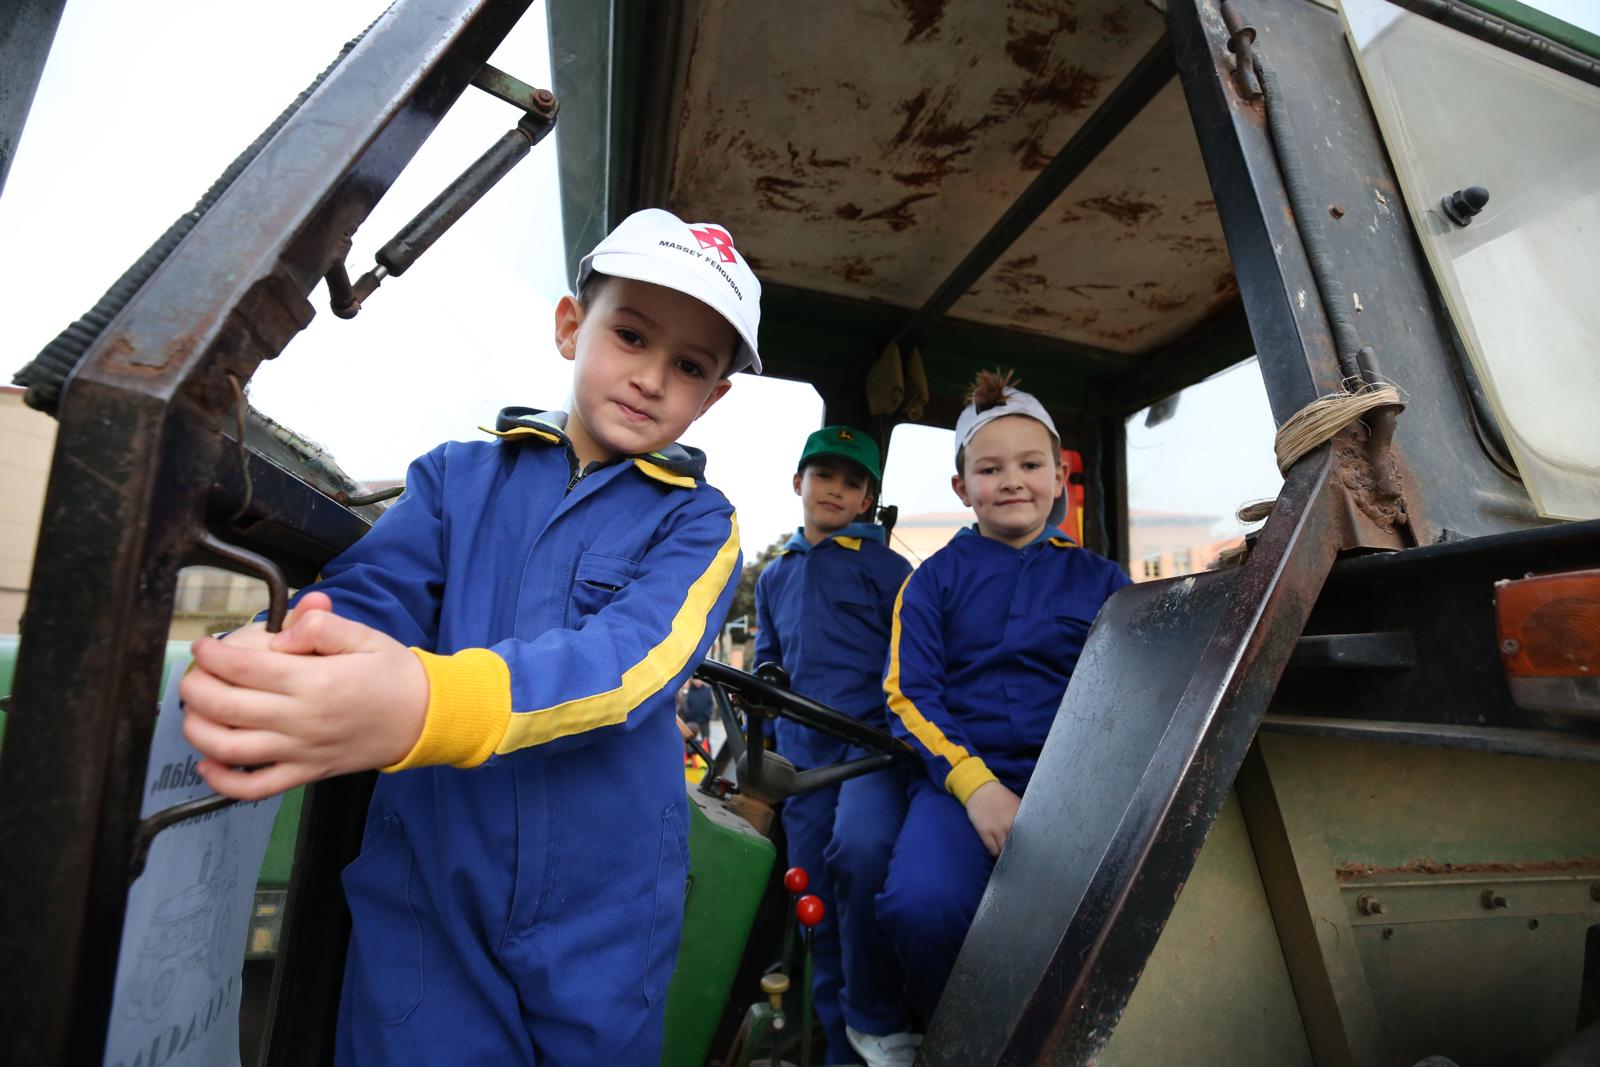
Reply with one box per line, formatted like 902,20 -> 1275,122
692,660 -> 918,803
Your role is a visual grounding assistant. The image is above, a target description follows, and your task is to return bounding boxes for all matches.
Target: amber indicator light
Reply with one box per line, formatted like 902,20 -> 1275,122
1495,569 -> 1600,678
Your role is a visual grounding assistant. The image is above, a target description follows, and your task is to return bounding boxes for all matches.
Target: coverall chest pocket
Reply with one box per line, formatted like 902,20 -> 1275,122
570,552 -> 640,621
1053,607 -> 1094,646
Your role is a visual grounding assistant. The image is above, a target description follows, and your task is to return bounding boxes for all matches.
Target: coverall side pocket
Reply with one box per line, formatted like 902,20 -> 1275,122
640,806 -> 691,1007
340,813 -> 425,1025
570,552 -> 640,621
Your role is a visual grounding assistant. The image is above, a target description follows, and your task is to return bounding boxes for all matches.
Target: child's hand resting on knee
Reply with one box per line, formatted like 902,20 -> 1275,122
179,591 -> 429,801
965,780 -> 1022,857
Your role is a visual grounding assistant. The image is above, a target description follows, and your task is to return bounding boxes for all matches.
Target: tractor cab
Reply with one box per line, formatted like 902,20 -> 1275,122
2,1 -> 1599,1065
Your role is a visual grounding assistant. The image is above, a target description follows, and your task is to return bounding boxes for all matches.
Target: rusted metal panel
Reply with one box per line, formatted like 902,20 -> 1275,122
953,79 -> 1236,353
664,1 -> 1231,354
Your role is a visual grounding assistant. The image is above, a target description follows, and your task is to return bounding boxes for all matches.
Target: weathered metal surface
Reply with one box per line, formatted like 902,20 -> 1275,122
1174,0 -> 1545,542
955,75 -> 1235,353
660,1 -> 1231,355
0,2 -> 534,1061
892,37 -> 1180,351
1247,733 -> 1600,1065
1098,793 -> 1316,1067
1237,741 -> 1389,1066
0,0 -> 67,197
922,447 -> 1347,1064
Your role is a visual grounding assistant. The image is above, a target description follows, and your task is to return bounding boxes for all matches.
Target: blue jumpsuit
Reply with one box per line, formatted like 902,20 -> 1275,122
286,409 -> 741,1065
878,528 -> 1129,1024
754,525 -> 914,1055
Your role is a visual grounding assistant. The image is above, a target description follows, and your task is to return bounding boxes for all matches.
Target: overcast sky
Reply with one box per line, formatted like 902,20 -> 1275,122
5,1 -> 1592,555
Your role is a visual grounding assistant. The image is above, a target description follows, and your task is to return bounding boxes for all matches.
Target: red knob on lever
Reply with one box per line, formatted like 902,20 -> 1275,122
795,894 -> 825,928
784,867 -> 810,894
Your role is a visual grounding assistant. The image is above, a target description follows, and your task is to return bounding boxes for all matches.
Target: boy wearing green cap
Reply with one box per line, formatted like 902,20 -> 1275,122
753,426 -> 919,1066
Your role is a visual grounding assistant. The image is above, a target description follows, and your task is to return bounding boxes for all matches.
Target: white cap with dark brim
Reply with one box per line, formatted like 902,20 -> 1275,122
953,386 -> 1060,463
577,208 -> 764,375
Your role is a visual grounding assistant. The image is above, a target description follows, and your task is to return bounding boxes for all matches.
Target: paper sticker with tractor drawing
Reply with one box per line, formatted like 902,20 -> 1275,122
104,654 -> 282,1067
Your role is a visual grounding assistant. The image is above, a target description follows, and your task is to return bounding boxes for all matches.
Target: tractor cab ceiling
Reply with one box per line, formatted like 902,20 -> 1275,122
551,0 -> 1248,425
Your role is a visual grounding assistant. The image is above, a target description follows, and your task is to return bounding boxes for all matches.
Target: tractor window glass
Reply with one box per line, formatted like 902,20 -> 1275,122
881,423 -> 967,567
1125,359 -> 1280,580
1342,0 -> 1600,519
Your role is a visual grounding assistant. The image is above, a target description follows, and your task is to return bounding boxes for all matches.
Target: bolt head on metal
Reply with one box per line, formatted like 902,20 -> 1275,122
1441,186 -> 1490,227
1501,638 -> 1520,654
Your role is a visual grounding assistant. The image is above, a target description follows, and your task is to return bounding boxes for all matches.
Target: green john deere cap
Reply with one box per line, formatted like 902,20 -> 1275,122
797,424 -> 882,482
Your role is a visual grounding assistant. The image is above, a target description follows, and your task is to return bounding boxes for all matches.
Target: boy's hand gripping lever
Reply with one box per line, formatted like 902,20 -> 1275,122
795,894 -> 825,1067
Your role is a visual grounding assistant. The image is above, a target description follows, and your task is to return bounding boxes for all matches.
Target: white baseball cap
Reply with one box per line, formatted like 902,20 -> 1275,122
577,208 -> 764,374
953,385 -> 1060,463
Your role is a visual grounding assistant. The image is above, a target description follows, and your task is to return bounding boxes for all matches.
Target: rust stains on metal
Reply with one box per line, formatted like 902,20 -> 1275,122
857,193 -> 938,232
1007,29 -> 1058,75
835,202 -> 864,220
1010,134 -> 1054,172
1143,291 -> 1190,313
755,176 -> 810,212
1337,857 -> 1600,882
887,84 -> 998,185
1162,232 -> 1224,256
894,0 -> 949,44
1007,0 -> 1081,73
1035,66 -> 1109,113
890,89 -> 934,150
1079,194 -> 1162,227
835,256 -> 877,283
992,254 -> 1050,296
806,147 -> 851,169
1099,7 -> 1134,45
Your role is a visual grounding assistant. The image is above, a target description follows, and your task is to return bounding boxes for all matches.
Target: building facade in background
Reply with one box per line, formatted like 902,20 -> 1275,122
887,507 -> 1241,581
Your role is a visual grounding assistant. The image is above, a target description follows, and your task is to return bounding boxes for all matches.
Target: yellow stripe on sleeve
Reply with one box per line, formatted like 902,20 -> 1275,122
495,515 -> 740,752
883,577 -> 998,805
384,648 -> 512,771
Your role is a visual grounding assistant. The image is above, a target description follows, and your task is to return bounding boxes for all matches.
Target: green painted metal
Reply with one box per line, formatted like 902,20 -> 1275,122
660,790 -> 777,1067
257,788 -> 305,887
1465,0 -> 1600,61
1102,793 -> 1316,1067
1254,733 -> 1600,1066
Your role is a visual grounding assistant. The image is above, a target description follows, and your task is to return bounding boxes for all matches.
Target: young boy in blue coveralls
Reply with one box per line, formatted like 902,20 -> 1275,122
178,208 -> 761,1064
754,427 -> 919,1067
877,370 -> 1131,1024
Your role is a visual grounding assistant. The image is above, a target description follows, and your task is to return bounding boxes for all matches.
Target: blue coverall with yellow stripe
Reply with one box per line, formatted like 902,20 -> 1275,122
284,409 -> 741,1065
754,524 -> 914,1054
878,527 -> 1129,1023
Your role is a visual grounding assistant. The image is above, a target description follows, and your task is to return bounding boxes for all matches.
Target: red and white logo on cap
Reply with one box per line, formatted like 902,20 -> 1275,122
690,225 -> 738,264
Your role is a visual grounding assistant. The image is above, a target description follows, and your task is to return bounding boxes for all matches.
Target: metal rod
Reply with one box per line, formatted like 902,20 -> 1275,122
195,529 -> 288,632
129,792 -> 240,882
889,35 -> 1176,350
377,109 -> 557,278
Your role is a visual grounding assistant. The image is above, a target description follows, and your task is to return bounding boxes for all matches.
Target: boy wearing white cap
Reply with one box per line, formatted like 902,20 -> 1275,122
179,209 -> 760,1064
876,370 -> 1130,1025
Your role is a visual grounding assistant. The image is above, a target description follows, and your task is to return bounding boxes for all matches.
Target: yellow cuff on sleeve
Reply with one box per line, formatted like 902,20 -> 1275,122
382,648 -> 512,771
945,758 -> 999,806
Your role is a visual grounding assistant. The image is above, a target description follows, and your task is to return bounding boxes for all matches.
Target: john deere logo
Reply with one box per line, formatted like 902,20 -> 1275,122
837,429 -> 854,441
